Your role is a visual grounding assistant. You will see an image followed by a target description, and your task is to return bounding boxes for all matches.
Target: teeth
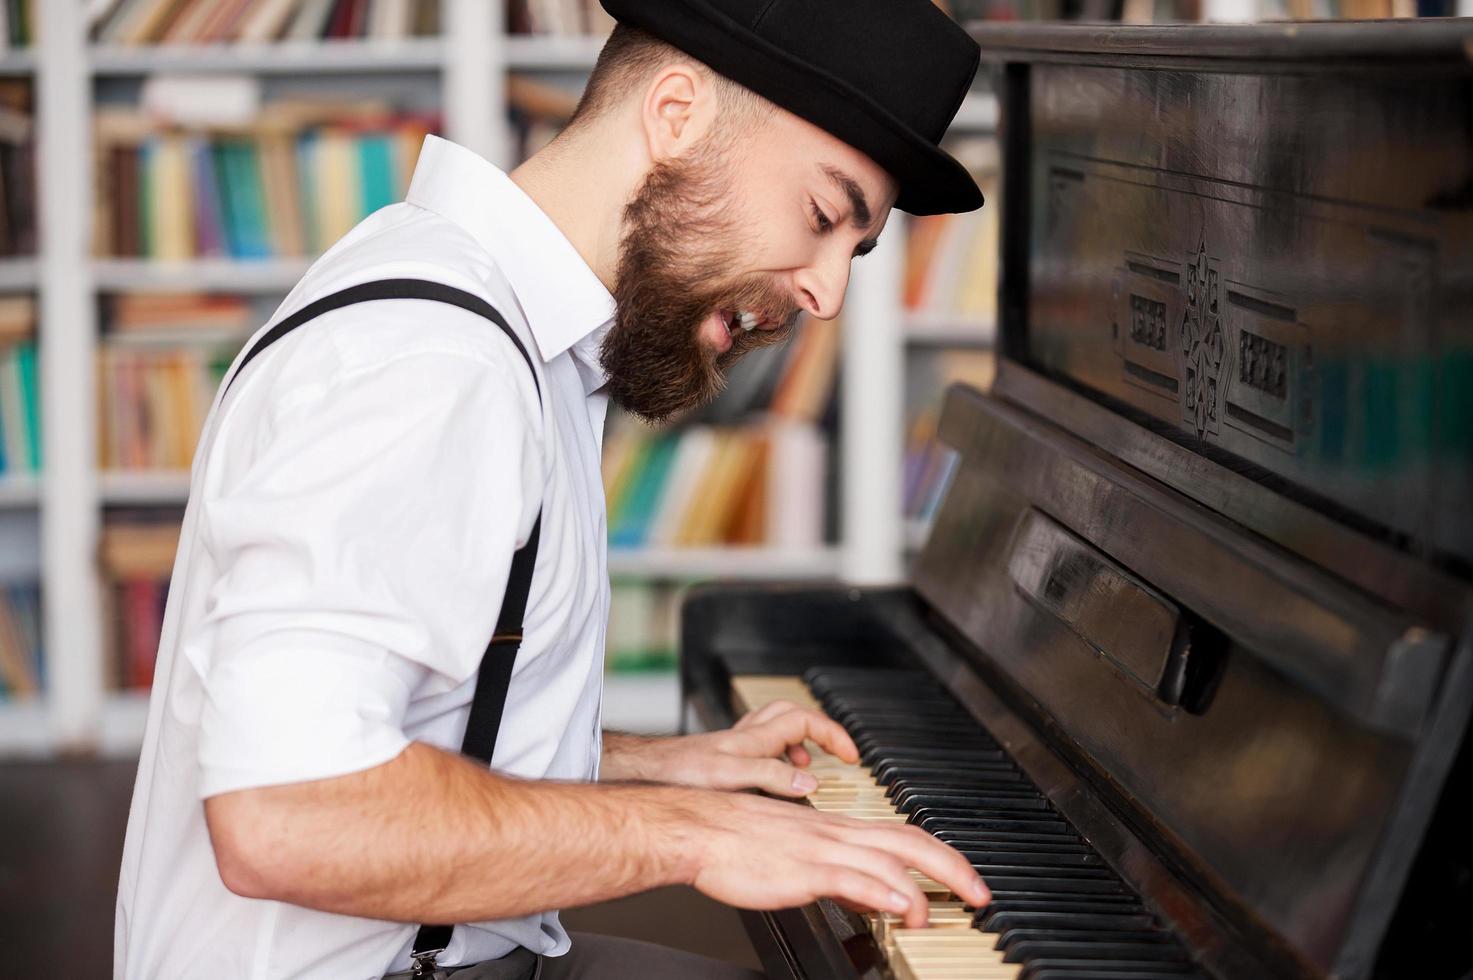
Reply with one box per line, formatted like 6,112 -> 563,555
736,311 -> 758,332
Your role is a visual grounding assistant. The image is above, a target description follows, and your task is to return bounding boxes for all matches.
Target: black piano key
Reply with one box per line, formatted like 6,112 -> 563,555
1019,960 -> 1203,979
934,829 -> 1088,847
857,736 -> 1003,757
977,876 -> 1129,895
871,750 -> 1011,770
873,761 -> 1021,785
895,791 -> 1048,814
893,780 -> 1036,801
984,893 -> 1144,911
860,746 -> 1008,766
1003,940 -> 1189,964
894,786 -> 1045,805
968,864 -> 1119,882
910,805 -> 1062,824
836,716 -> 983,730
982,911 -> 1159,933
957,850 -> 1105,868
939,839 -> 1094,857
996,929 -> 1175,953
918,817 -> 1074,835
1025,967 -> 1205,980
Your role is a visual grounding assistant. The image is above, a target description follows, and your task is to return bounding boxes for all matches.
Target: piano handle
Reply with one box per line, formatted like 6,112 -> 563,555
1007,508 -> 1221,711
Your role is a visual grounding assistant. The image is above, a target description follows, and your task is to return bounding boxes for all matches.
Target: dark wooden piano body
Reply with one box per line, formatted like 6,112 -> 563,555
681,19 -> 1473,980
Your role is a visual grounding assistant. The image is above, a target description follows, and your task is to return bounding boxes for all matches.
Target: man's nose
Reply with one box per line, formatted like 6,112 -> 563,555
793,254 -> 851,321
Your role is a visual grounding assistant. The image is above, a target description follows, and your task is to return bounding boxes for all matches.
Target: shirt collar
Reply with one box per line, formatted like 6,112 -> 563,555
405,135 -> 616,395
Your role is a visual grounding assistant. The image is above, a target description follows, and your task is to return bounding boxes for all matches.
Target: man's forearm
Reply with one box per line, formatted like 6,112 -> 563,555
206,741 -> 705,924
600,729 -> 664,781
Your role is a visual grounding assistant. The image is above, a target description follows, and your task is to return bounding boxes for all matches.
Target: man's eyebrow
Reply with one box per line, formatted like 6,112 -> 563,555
819,164 -> 875,233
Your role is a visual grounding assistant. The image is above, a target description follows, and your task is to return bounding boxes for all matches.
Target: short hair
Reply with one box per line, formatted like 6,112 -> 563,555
566,24 -> 774,136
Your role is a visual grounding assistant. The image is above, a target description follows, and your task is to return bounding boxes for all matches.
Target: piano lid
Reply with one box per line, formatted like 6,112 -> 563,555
914,21 -> 1473,980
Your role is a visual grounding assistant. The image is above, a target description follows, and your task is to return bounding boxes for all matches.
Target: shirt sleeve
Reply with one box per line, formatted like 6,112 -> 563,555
191,345 -> 543,799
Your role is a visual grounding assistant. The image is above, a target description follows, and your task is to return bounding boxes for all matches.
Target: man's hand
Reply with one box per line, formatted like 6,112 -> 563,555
602,699 -> 858,797
686,791 -> 991,929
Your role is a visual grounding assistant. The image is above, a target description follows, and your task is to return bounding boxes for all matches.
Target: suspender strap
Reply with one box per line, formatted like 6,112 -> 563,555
223,278 -> 542,964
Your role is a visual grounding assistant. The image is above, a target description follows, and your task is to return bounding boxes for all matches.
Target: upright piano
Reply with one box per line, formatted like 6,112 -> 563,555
681,20 -> 1473,980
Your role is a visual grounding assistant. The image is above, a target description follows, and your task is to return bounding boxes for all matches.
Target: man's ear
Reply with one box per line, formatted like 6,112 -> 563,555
640,63 -> 714,164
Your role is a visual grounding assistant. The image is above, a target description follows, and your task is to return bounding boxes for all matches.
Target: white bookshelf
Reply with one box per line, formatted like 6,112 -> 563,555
90,37 -> 446,75
505,34 -> 605,69
0,256 -> 37,289
0,49 -> 35,74
2,0 -> 979,756
98,470 -> 193,506
93,257 -> 314,292
0,473 -> 41,508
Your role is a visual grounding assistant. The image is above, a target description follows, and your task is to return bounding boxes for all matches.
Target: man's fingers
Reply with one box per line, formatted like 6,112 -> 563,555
713,756 -> 817,797
733,699 -> 801,730
786,743 -> 811,767
814,865 -> 915,922
738,709 -> 859,765
854,824 -> 990,908
818,846 -> 930,928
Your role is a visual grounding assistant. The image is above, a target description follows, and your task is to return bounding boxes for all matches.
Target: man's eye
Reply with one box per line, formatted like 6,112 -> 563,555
810,201 -> 833,233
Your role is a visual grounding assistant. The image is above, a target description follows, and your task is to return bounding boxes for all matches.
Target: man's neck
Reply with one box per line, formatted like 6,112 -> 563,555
509,129 -> 639,294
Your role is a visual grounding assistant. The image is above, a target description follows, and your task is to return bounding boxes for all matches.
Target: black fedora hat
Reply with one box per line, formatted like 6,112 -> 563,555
598,0 -> 984,216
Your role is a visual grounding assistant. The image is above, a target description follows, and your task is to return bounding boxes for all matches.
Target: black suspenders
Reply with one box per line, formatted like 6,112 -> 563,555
224,278 -> 542,963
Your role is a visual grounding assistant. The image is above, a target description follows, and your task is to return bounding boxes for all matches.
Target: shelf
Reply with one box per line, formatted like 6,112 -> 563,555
602,671 -> 681,735
904,313 -> 996,347
949,92 -> 999,133
0,49 -> 35,75
103,326 -> 252,348
0,699 -> 49,757
99,470 -> 191,506
0,474 -> 41,509
505,34 -> 606,70
607,546 -> 841,581
93,258 -> 311,293
89,38 -> 445,75
0,256 -> 37,291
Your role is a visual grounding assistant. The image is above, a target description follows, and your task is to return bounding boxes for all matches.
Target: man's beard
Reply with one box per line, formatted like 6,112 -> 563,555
600,140 -> 798,425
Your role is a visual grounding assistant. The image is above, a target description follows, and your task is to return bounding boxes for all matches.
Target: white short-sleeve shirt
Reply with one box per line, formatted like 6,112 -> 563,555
114,135 -> 618,980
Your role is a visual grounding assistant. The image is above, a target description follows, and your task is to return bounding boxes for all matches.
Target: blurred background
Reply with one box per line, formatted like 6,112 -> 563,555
0,0 -> 1466,974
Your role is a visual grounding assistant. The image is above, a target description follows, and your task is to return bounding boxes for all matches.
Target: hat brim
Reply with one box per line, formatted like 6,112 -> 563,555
600,0 -> 984,216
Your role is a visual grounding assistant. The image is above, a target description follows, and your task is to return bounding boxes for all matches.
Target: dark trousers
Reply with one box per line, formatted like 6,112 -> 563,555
447,932 -> 766,980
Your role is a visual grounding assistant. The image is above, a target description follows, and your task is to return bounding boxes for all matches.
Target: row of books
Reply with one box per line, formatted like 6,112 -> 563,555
95,105 -> 433,260
603,419 -> 828,551
100,514 -> 179,692
903,173 -> 999,326
606,581 -> 677,674
902,350 -> 996,522
98,345 -> 231,472
91,0 -> 439,46
1,0 -> 34,49
106,291 -> 257,335
507,0 -> 615,36
0,581 -> 42,699
0,296 -> 39,475
0,79 -> 34,257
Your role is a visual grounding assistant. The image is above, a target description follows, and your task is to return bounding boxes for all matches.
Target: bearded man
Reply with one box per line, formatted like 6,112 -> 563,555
114,2 -> 989,978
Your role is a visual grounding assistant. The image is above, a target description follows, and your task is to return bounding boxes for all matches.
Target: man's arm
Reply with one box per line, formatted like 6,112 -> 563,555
206,740 -> 990,929
602,698 -> 847,797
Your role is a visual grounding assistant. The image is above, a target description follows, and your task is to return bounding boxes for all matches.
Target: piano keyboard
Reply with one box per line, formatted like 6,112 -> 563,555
730,668 -> 1206,980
